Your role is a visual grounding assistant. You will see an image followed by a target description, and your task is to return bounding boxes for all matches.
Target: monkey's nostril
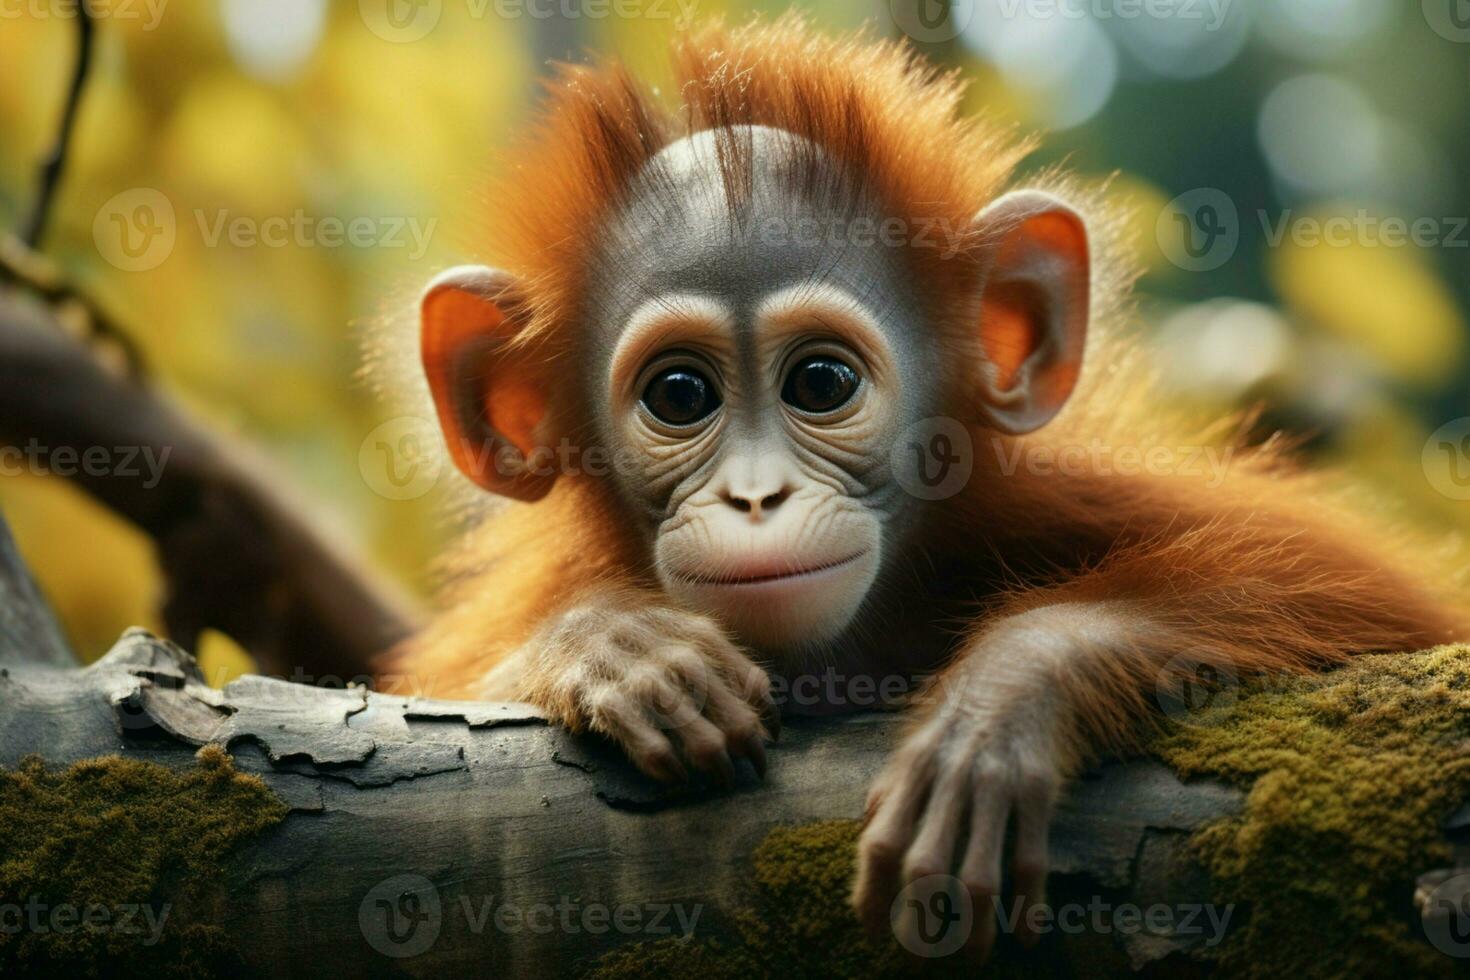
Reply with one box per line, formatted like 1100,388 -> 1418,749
730,497 -> 753,513
760,492 -> 785,512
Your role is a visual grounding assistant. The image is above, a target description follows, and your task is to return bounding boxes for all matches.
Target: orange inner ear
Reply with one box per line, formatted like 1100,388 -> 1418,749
979,284 -> 1040,392
484,379 -> 547,459
427,287 -> 507,355
422,282 -> 547,472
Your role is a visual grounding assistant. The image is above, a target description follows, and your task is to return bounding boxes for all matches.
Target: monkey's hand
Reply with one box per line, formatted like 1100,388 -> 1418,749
490,597 -> 777,785
851,618 -> 1083,960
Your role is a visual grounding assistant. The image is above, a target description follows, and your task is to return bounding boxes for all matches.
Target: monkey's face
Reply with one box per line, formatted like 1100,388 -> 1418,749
585,130 -> 936,655
600,285 -> 910,652
419,126 -> 1089,659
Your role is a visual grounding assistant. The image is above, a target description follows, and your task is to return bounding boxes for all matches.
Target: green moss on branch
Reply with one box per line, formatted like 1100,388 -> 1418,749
0,745 -> 288,977
1155,644 -> 1470,977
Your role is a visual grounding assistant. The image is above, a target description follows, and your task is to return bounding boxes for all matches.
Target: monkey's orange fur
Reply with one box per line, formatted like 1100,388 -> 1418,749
382,16 -> 1470,757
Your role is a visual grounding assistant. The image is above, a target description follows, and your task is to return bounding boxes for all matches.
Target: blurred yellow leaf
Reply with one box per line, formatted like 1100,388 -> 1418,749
196,629 -> 258,687
159,73 -> 309,213
1271,209 -> 1465,386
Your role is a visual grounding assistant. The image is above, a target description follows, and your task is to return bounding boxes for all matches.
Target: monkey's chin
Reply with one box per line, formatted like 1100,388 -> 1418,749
665,549 -> 880,653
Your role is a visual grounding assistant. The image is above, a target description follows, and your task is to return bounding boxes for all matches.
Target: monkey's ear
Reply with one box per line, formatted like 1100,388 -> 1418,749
421,266 -> 557,501
970,190 -> 1090,434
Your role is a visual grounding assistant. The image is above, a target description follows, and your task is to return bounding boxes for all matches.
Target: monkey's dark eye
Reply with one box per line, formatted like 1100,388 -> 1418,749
641,368 -> 720,426
782,356 -> 860,415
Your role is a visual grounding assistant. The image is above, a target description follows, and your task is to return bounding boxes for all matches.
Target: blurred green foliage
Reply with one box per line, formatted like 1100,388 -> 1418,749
0,0 -> 1467,673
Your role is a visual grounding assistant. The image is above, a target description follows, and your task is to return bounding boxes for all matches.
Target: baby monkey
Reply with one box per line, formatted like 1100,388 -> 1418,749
384,16 -> 1469,958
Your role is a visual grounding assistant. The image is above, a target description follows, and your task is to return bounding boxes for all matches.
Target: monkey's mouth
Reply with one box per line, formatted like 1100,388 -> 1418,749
678,551 -> 869,588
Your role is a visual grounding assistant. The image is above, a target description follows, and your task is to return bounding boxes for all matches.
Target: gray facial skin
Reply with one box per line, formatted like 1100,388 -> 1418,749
573,126 -> 947,664
583,126 -> 939,511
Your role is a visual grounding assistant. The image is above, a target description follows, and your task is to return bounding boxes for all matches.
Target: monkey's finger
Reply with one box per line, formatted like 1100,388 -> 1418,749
761,699 -> 782,743
587,691 -> 688,783
740,733 -> 767,779
958,789 -> 1010,962
890,762 -> 973,958
902,761 -> 970,885
625,661 -> 704,733
718,655 -> 781,740
668,713 -> 738,788
1011,783 -> 1054,949
864,786 -> 886,826
660,646 -> 770,777
853,757 -> 936,934
700,679 -> 772,777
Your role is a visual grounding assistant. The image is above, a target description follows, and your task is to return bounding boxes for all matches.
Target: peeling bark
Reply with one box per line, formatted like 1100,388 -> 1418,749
1,628 -> 1252,977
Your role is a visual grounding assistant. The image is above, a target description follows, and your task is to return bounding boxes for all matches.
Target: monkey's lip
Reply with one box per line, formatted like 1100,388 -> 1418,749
676,551 -> 869,588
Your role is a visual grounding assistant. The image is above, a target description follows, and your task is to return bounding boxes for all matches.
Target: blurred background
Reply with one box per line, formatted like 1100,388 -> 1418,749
1,0 -> 1467,676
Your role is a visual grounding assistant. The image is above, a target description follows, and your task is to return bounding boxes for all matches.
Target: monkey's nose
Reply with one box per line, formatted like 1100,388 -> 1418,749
721,486 -> 791,519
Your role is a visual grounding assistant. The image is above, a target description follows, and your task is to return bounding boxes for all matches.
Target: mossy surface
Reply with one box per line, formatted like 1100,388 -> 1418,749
589,820 -> 1032,980
593,646 -> 1470,978
1153,643 -> 1470,978
0,745 -> 288,978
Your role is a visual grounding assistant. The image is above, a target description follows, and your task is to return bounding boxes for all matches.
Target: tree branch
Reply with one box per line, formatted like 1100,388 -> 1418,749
22,0 -> 94,249
0,289 -> 417,678
1,628 -> 1246,977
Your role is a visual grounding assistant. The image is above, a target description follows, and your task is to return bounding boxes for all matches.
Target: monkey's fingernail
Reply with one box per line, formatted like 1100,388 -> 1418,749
652,752 -> 687,783
744,735 -> 768,779
715,750 -> 736,788
762,704 -> 782,741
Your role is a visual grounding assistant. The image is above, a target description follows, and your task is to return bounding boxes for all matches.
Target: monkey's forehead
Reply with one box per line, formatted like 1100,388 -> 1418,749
587,126 -> 909,332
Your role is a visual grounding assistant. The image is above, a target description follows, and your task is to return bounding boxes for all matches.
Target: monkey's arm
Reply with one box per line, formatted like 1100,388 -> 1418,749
852,519 -> 1465,958
852,600 -> 1144,957
380,484 -> 776,784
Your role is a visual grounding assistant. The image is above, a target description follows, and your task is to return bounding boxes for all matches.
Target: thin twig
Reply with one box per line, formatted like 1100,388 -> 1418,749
22,1 -> 95,249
